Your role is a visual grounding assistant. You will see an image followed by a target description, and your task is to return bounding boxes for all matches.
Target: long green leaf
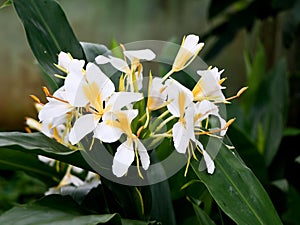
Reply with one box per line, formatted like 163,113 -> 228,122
0,195 -> 155,225
0,195 -> 157,225
0,148 -> 61,185
250,59 -> 288,165
191,138 -> 282,225
81,42 -> 110,63
13,0 -> 85,90
0,132 -> 92,171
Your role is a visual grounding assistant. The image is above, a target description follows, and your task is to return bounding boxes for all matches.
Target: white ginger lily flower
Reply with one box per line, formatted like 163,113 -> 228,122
172,34 -> 204,72
38,87 -> 74,142
68,63 -> 143,145
165,79 -> 215,174
94,110 -> 150,178
57,51 -> 85,74
147,76 -> 168,111
192,67 -> 226,103
162,34 -> 204,81
194,100 -> 227,136
95,49 -> 155,91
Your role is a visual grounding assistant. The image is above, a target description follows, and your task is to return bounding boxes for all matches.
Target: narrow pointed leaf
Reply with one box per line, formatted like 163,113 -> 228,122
81,42 -> 110,63
0,132 -> 92,171
0,148 -> 61,185
0,195 -> 123,225
191,138 -> 282,225
13,0 -> 85,90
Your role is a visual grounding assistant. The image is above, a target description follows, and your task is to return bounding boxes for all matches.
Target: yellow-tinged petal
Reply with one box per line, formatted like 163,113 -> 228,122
112,138 -> 135,177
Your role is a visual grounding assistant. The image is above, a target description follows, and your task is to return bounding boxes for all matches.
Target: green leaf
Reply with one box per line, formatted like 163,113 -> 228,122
282,185 -> 300,225
13,0 -> 85,91
251,59 -> 289,165
242,42 -> 267,112
80,42 -> 110,63
150,180 -> 176,225
100,178 -> 150,221
191,138 -> 282,225
191,202 -> 216,225
0,132 -> 92,171
0,0 -> 11,9
0,195 -> 123,225
283,127 -> 300,136
227,125 -> 268,182
0,148 -> 61,185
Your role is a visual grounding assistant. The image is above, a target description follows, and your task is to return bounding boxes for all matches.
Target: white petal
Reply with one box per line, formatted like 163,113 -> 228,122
65,70 -> 88,107
135,139 -> 150,170
121,109 -> 139,124
106,92 -> 143,110
124,49 -> 156,61
69,114 -> 98,145
150,77 -> 167,98
68,59 -> 85,73
148,77 -> 167,110
94,122 -> 123,143
38,155 -> 55,165
52,86 -> 67,99
38,100 -> 72,122
195,70 -> 225,102
194,100 -> 218,123
136,71 -> 143,90
41,120 -> 53,138
67,174 -> 85,186
85,63 -> 115,100
58,51 -> 71,70
165,79 -> 193,117
172,122 -> 190,153
95,55 -> 111,64
108,56 -> 130,73
183,34 -> 199,50
184,105 -> 196,137
112,139 -> 135,177
203,150 -> 215,174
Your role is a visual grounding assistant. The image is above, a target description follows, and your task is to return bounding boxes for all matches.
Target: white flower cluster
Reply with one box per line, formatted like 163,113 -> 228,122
33,34 -> 241,178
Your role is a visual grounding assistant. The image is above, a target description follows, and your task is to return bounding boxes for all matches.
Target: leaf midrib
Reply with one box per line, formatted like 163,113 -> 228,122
29,0 -> 61,50
192,156 -> 265,225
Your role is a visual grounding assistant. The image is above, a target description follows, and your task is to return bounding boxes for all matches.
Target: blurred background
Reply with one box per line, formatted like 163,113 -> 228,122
0,0 -> 262,131
1,0 -> 300,223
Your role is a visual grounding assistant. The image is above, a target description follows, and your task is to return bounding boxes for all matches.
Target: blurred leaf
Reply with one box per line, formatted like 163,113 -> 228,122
251,59 -> 289,165
0,0 -> 11,9
149,180 -> 176,225
204,0 -> 281,59
295,155 -> 300,164
243,42 -> 267,112
191,200 -> 216,225
80,42 -> 110,63
283,127 -> 300,136
0,148 -> 61,186
271,0 -> 296,10
227,125 -> 268,182
13,0 -> 85,91
0,195 -> 154,225
0,132 -> 92,171
271,179 -> 289,193
282,185 -> 300,225
191,138 -> 282,225
110,38 -> 123,58
59,181 -> 101,205
282,0 -> 300,47
100,178 -> 151,221
208,0 -> 237,19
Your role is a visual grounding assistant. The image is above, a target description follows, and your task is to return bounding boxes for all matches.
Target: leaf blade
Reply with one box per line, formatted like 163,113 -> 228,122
191,138 -> 282,225
13,0 -> 85,90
